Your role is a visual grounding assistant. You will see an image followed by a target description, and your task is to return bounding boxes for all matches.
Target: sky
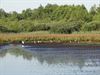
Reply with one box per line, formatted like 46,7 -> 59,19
0,0 -> 100,13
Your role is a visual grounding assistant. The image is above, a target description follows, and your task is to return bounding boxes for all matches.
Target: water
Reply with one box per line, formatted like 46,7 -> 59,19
0,44 -> 100,75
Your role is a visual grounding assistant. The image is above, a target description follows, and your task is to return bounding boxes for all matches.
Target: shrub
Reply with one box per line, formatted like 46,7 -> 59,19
50,21 -> 83,34
18,20 -> 35,32
82,21 -> 100,31
0,25 -> 9,32
34,23 -> 50,31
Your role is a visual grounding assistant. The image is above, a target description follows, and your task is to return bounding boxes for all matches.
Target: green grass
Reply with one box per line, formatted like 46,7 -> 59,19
72,31 -> 100,34
18,31 -> 50,34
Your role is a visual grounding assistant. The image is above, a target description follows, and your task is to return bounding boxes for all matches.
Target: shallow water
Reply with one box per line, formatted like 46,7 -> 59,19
0,44 -> 100,75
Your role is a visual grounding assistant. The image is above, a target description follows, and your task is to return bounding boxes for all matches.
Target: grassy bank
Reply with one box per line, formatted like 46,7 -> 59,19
0,32 -> 100,44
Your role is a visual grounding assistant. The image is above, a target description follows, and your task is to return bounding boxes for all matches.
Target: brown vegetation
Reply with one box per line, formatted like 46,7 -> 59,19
0,33 -> 100,44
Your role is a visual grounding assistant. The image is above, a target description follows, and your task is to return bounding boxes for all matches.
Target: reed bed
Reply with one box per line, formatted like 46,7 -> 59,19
0,33 -> 100,44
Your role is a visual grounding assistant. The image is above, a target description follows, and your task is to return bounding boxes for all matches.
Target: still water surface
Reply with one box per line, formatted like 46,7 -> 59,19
0,44 -> 100,75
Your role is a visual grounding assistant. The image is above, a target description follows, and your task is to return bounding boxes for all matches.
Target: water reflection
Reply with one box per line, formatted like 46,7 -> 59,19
0,44 -> 100,75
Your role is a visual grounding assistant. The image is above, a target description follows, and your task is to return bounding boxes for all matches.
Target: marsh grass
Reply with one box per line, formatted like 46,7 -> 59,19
0,32 -> 100,44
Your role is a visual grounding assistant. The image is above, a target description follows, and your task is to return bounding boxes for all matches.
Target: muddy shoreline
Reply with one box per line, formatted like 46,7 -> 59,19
0,42 -> 100,49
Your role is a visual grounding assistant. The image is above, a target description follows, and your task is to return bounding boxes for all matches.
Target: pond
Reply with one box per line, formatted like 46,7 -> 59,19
0,44 -> 100,75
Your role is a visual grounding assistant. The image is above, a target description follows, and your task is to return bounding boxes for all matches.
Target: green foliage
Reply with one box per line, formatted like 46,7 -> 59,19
0,4 -> 100,33
34,23 -> 50,31
18,20 -> 34,32
93,14 -> 100,21
68,5 -> 90,22
90,5 -> 97,16
0,9 -> 8,19
50,21 -> 83,34
82,21 -> 100,31
0,25 -> 9,32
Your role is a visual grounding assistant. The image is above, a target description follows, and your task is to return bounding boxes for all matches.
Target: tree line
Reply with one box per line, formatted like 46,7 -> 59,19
0,4 -> 100,33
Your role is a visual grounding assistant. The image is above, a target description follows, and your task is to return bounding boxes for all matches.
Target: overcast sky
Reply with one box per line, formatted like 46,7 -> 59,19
0,0 -> 100,13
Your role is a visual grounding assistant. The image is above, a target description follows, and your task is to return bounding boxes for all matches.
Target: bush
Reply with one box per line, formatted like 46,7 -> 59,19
18,20 -> 35,32
82,21 -> 100,31
50,21 -> 83,34
0,25 -> 9,32
34,23 -> 50,31
17,21 -> 51,32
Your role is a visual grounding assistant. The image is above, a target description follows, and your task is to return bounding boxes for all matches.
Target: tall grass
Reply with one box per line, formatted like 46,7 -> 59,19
0,32 -> 100,44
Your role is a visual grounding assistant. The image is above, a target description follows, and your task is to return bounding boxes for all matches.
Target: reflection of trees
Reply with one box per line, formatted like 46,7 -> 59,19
0,45 -> 33,61
31,51 -> 86,66
0,45 -> 100,68
30,49 -> 100,68
9,47 -> 33,60
0,49 -> 7,58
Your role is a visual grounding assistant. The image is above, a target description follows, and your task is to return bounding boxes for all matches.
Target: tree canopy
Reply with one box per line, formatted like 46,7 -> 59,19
0,4 -> 100,33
